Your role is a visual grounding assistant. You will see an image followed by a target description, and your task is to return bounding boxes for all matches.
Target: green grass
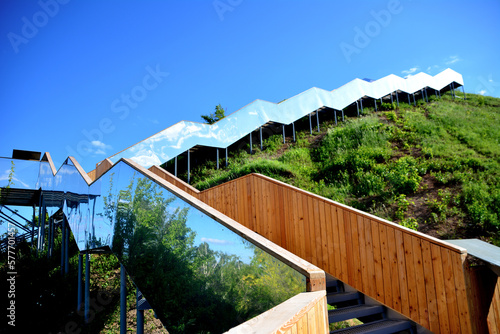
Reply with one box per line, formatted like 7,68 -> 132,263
188,92 -> 500,245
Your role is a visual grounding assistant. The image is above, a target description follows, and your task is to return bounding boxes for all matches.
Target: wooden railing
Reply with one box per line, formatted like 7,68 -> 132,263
149,166 -> 477,333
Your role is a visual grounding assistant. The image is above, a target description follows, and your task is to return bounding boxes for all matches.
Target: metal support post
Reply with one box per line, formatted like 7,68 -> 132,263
334,110 -> 337,125
282,125 -> 285,144
360,98 -> 363,114
374,99 -> 377,112
450,84 -> 455,99
408,94 -> 411,104
187,150 -> 190,184
413,93 -> 416,106
61,219 -> 66,274
424,88 -> 429,102
309,114 -> 312,134
120,264 -> 126,334
462,85 -> 466,100
341,109 -> 344,122
77,253 -> 83,311
435,90 -> 438,98
390,93 -> 393,104
216,149 -> 219,170
137,289 -> 144,334
396,91 -> 399,107
65,220 -> 69,275
31,205 -> 35,248
249,133 -> 252,153
225,148 -> 228,167
85,252 -> 90,324
260,127 -> 263,151
292,123 -> 296,142
438,90 -> 441,98
356,101 -> 359,117
316,111 -> 320,132
47,218 -> 52,258
174,156 -> 177,177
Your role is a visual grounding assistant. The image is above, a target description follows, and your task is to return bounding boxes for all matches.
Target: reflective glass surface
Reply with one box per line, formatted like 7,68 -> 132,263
1,157 -> 306,332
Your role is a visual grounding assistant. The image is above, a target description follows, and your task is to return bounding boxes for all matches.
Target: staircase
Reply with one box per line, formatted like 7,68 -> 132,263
326,276 -> 415,334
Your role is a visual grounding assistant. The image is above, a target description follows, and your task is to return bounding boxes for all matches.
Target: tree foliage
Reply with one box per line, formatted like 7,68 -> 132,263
102,173 -> 305,333
201,104 -> 226,124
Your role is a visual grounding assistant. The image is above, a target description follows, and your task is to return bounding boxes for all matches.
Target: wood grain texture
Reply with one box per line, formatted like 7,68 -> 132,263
147,169 -> 478,333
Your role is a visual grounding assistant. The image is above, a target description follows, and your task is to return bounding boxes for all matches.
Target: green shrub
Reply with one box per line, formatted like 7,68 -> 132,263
386,157 -> 422,194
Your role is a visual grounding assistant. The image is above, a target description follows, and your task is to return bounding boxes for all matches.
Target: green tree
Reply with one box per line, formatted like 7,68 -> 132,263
201,104 -> 226,124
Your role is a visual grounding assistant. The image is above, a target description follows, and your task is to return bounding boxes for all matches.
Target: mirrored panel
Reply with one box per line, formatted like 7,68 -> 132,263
84,160 -> 306,332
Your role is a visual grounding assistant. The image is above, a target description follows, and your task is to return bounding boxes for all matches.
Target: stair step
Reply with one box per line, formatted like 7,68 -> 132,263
328,305 -> 383,323
327,291 -> 360,304
330,319 -> 413,334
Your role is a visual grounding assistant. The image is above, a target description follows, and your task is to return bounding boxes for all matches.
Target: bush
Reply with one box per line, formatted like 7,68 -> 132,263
386,157 -> 422,194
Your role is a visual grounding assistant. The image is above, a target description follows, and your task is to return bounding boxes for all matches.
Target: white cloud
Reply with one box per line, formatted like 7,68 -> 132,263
200,237 -> 233,245
478,90 -> 487,95
90,140 -> 112,155
445,55 -> 461,65
402,67 -> 419,78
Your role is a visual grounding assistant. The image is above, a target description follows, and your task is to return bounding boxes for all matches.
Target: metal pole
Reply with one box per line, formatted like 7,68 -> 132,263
47,217 -> 52,258
31,205 -> 35,248
77,253 -> 83,311
309,113 -> 312,134
374,99 -> 377,111
137,289 -> 144,334
438,90 -> 441,98
435,90 -> 438,98
120,264 -> 126,334
65,220 -> 69,275
61,219 -> 66,274
216,149 -> 219,170
292,123 -> 296,142
85,252 -> 90,324
356,101 -> 359,117
249,133 -> 252,153
174,156 -> 177,177
450,84 -> 455,99
424,88 -> 429,102
413,93 -> 416,106
390,93 -> 393,104
408,93 -> 411,104
316,111 -> 320,132
225,148 -> 228,167
341,109 -> 344,122
360,98 -> 363,114
187,150 -> 190,184
260,127 -> 263,150
334,110 -> 337,125
396,91 -> 399,107
462,85 -> 466,100
282,125 -> 285,144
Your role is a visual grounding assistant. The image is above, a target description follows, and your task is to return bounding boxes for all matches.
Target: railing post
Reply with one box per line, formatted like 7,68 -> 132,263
85,252 -> 90,324
77,253 -> 83,312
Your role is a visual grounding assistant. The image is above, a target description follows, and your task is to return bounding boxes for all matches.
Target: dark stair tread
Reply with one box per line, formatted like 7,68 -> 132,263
327,291 -> 360,304
328,305 -> 383,323
330,319 -> 413,334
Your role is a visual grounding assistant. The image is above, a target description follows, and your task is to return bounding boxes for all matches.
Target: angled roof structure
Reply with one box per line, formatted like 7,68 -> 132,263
106,68 -> 464,169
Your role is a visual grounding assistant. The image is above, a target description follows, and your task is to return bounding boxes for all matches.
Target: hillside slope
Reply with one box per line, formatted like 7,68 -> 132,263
184,92 -> 500,245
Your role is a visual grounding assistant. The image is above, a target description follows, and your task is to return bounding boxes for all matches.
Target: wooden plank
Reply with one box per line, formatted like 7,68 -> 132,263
252,176 -> 261,234
412,237 -> 429,329
246,177 -> 254,231
440,247 -> 461,333
330,205 -> 341,279
277,186 -> 286,249
357,215 -> 368,295
312,197 -> 323,269
431,244 -> 450,334
387,227 -> 401,313
284,186 -> 295,255
370,220 -> 384,303
318,200 -> 329,273
421,239 -> 439,332
307,301 -> 316,333
395,230 -> 409,317
323,202 -> 335,277
343,209 -> 354,286
363,217 -> 376,298
306,195 -> 317,265
452,252 -> 472,333
297,315 -> 306,334
488,279 -> 500,334
337,206 -> 347,282
350,212 -> 361,291
404,233 -> 418,322
379,224 -> 392,308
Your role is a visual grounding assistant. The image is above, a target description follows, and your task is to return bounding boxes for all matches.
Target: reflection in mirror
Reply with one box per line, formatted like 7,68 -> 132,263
90,161 -> 306,333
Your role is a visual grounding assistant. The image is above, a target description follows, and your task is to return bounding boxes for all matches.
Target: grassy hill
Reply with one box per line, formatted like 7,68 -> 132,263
186,92 -> 500,246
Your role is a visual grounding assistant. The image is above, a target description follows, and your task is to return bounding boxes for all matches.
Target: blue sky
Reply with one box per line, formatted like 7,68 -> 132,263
1,0 -> 499,172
